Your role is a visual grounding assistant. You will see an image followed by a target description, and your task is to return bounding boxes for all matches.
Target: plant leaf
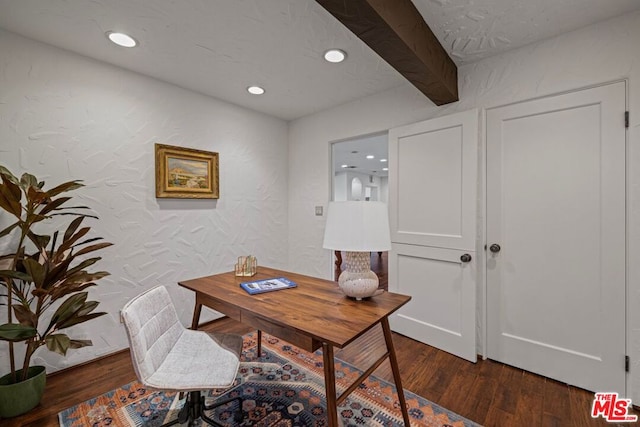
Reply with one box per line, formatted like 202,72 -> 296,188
12,304 -> 37,327
69,339 -> 92,349
37,196 -> 72,216
19,173 -> 38,190
0,221 -> 20,238
0,323 -> 37,342
45,333 -> 70,355
0,270 -> 32,282
23,258 -> 46,289
58,227 -> 90,255
27,231 -> 52,251
48,292 -> 88,328
73,242 -> 113,257
0,179 -> 22,218
57,311 -> 105,329
46,180 -> 84,198
63,216 -> 84,242
76,300 -> 99,317
48,213 -> 98,219
27,185 -> 50,205
0,166 -> 19,184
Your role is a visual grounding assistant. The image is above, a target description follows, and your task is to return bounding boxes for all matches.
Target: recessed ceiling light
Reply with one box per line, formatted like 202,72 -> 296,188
380,158 -> 387,162
382,167 -> 389,171
324,49 -> 347,63
106,31 -> 137,48
341,164 -> 349,168
366,155 -> 375,159
247,86 -> 265,95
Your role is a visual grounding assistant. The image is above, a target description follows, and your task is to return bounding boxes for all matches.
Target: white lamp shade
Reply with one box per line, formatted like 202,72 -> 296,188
323,201 -> 392,252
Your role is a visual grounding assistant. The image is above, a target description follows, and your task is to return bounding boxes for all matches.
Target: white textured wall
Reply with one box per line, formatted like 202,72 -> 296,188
0,31 -> 289,373
288,11 -> 640,399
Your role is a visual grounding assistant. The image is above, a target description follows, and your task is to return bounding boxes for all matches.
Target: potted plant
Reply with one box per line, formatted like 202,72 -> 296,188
0,166 -> 112,418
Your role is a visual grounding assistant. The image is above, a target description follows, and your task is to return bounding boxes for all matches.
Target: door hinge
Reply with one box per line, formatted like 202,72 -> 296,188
626,355 -> 630,372
625,111 -> 629,129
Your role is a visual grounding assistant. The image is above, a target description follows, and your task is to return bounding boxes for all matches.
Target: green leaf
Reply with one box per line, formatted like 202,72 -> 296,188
69,339 -> 92,349
45,333 -> 70,355
57,311 -> 105,329
27,231 -> 52,250
0,221 -> 20,238
75,300 -> 99,317
23,258 -> 46,288
0,270 -> 32,282
19,173 -> 38,190
0,323 -> 37,342
49,292 -> 88,327
0,166 -> 19,184
12,304 -> 37,327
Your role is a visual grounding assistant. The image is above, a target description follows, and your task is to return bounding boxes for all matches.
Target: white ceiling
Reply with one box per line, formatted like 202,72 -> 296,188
332,133 -> 389,178
1,0 -> 638,121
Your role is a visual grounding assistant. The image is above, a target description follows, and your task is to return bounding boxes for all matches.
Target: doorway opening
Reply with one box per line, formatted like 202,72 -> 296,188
330,132 -> 389,288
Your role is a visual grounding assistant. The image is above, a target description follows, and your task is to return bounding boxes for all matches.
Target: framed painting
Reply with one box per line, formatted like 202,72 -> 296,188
155,144 -> 219,199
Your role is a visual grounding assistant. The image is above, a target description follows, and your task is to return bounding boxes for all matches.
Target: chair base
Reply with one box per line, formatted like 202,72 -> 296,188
162,391 -> 242,427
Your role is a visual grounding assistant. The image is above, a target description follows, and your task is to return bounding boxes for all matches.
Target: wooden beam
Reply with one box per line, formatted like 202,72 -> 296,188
315,0 -> 458,105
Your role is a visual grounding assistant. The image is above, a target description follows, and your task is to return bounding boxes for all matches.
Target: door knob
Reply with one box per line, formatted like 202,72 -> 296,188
460,253 -> 472,263
489,244 -> 501,253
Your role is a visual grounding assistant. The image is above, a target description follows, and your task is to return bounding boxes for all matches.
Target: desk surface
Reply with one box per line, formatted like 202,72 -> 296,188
179,266 -> 411,349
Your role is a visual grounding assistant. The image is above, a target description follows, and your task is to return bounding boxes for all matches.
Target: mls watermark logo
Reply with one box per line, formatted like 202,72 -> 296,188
591,392 -> 638,422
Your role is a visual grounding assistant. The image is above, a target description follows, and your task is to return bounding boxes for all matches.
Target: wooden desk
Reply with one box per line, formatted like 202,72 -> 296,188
179,266 -> 412,427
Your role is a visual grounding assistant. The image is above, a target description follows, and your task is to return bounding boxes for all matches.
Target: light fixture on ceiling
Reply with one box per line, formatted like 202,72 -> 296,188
324,49 -> 347,63
380,158 -> 387,162
382,167 -> 389,171
247,86 -> 265,95
366,155 -> 374,159
106,31 -> 137,48
341,164 -> 349,168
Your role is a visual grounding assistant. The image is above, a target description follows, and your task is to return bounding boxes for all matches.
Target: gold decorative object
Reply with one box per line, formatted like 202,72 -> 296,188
235,255 -> 257,276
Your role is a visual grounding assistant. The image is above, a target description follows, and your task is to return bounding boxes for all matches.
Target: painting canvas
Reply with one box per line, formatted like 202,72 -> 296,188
155,144 -> 219,199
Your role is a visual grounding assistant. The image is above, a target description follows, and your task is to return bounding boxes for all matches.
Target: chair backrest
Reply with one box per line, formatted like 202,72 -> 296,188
121,286 -> 185,383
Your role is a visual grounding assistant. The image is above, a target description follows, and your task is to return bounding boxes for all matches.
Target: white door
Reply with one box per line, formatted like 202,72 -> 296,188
486,82 -> 626,393
388,110 -> 478,362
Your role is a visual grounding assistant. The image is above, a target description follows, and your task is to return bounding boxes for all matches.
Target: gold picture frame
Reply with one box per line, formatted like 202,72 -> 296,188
155,144 -> 219,199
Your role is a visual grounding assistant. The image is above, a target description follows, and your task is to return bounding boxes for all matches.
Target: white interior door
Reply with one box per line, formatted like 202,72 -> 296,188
389,109 -> 478,362
486,82 -> 626,393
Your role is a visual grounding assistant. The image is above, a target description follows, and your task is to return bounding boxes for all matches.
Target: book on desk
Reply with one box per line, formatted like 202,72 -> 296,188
240,277 -> 297,295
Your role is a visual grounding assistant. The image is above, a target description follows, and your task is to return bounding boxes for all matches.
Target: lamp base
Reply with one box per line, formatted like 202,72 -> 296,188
338,251 -> 379,300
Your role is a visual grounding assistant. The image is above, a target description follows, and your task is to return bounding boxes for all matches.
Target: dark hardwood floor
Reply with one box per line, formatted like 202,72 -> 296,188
5,316 -> 635,426
4,256 -> 636,426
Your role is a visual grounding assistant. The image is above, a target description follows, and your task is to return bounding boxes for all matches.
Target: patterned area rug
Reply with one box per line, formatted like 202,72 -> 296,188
58,332 -> 480,427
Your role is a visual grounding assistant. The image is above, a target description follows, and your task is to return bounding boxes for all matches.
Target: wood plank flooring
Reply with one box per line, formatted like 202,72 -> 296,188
4,317 -> 636,426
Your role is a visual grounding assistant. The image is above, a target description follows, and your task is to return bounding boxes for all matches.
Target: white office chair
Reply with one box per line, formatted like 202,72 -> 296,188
121,285 -> 243,426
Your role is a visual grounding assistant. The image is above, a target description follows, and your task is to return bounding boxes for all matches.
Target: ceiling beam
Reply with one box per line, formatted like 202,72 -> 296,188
315,0 -> 458,105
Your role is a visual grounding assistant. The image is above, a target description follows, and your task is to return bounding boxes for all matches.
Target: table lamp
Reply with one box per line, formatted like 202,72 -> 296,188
322,201 -> 392,300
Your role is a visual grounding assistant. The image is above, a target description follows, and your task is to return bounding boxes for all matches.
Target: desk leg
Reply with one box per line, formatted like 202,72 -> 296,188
191,303 -> 203,330
382,317 -> 411,426
257,330 -> 262,358
322,342 -> 338,427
